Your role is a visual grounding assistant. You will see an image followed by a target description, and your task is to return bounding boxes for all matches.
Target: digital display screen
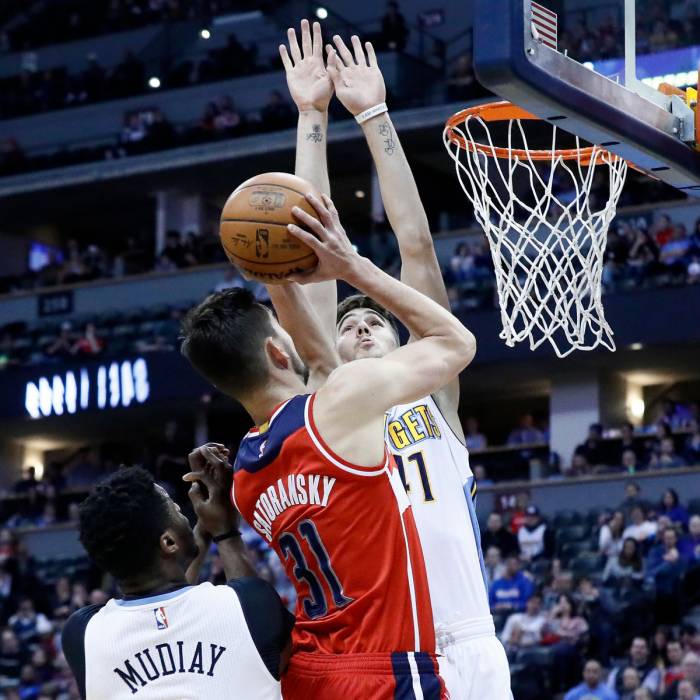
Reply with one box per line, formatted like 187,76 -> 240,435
24,358 -> 150,419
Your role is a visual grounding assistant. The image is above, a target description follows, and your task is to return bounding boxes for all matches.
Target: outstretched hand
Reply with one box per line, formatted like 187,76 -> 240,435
280,19 -> 333,113
287,193 -> 361,284
326,35 -> 386,116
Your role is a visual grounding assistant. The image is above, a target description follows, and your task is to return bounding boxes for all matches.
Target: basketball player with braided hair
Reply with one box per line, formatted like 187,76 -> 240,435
271,32 -> 513,700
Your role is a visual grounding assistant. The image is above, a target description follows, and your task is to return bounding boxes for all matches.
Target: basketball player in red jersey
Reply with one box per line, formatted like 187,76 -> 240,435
181,192 -> 476,698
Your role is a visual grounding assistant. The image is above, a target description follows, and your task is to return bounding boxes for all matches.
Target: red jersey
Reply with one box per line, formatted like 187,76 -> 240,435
232,393 -> 436,656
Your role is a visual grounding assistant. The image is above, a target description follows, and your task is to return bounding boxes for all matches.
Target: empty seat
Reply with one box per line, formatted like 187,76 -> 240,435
553,510 -> 583,527
561,541 -> 590,561
516,646 -> 555,669
688,498 -> 700,515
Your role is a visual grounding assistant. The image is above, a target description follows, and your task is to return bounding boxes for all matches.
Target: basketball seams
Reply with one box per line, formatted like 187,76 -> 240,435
224,251 -> 318,266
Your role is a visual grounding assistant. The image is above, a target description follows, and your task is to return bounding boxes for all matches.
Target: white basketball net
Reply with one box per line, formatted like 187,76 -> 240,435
443,112 -> 628,358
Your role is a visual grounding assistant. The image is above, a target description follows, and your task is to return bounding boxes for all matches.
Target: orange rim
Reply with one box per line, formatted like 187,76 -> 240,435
445,100 -> 622,167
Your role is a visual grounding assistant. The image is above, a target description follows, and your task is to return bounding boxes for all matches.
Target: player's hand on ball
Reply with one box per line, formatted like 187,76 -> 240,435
280,19 -> 333,113
183,443 -> 239,537
287,193 -> 359,283
326,36 -> 385,116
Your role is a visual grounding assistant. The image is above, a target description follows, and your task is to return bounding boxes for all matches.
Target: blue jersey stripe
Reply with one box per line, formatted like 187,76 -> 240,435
414,652 -> 442,699
463,475 -> 489,595
234,394 -> 308,473
391,652 -> 417,699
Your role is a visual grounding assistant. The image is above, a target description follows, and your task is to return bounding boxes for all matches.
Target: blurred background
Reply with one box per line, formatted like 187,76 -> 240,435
0,1 -> 699,698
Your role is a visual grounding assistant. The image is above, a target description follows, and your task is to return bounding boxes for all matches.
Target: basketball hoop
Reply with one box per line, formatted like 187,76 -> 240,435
444,100 -> 628,358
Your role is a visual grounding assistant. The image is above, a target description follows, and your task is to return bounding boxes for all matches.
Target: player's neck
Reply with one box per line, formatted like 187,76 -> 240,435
241,377 -> 307,427
118,566 -> 188,598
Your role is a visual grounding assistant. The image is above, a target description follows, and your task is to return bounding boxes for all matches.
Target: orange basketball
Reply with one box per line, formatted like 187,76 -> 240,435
219,172 -> 321,284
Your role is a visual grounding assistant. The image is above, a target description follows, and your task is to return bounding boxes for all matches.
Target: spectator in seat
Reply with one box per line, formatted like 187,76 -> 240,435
664,640 -> 687,694
623,506 -> 658,544
484,546 -> 505,588
161,229 -> 195,268
8,598 -> 52,648
507,413 -> 545,445
650,438 -> 687,469
464,416 -> 487,451
447,54 -> 482,102
684,423 -> 700,464
634,689 -> 654,700
603,537 -> 645,587
14,467 -> 37,494
688,256 -> 700,284
653,214 -> 676,247
500,592 -> 547,655
679,515 -> 700,563
677,680 -> 700,700
648,528 -> 686,624
617,422 -> 642,461
260,89 -> 295,131
660,226 -> 691,274
621,449 -> 643,474
482,512 -> 520,558
620,667 -> 642,700
619,483 -> 651,520
599,510 -> 626,560
608,637 -> 662,697
659,489 -> 690,529
546,593 -> 590,693
72,322 -> 104,356
46,322 -> 74,358
0,629 -> 25,682
575,422 -> 607,467
663,654 -> 700,700
564,659 -> 618,700
508,492 -> 530,534
380,1 -> 409,51
518,505 -> 555,561
489,555 -> 534,613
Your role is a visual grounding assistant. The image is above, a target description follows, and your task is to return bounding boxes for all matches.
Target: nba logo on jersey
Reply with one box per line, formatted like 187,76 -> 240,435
154,607 -> 168,630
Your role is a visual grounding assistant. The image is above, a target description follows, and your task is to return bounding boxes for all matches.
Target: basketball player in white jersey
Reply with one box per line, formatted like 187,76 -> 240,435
271,29 -> 512,699
62,449 -> 293,699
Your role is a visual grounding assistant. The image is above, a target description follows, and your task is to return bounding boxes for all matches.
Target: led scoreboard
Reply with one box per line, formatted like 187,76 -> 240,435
24,358 -> 150,419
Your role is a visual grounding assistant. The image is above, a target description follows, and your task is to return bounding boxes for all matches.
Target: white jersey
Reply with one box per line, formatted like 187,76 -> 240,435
62,578 -> 291,700
385,395 -> 490,626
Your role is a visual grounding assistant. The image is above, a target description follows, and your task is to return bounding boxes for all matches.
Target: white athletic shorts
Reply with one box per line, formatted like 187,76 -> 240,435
436,616 -> 513,700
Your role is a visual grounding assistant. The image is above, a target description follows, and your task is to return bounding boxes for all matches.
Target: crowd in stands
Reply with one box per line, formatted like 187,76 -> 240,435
0,449 -> 697,698
1,0 -> 698,178
443,211 -> 700,315
0,0 -> 258,53
482,481 -> 700,699
560,0 -> 700,63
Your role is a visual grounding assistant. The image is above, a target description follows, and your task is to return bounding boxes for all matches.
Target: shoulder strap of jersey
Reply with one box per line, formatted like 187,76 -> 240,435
227,577 -> 294,680
62,604 -> 104,700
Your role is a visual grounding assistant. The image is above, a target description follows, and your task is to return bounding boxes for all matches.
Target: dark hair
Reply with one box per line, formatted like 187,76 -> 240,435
662,488 -> 680,509
620,537 -> 642,570
78,467 -> 170,580
336,294 -> 399,338
558,593 -> 578,616
181,288 -> 276,394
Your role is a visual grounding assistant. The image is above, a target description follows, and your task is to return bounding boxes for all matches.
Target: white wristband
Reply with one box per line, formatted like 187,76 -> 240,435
355,102 -> 388,124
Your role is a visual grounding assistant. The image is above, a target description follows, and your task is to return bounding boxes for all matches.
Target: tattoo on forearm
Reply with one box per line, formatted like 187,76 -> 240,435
378,121 -> 396,155
306,124 -> 323,143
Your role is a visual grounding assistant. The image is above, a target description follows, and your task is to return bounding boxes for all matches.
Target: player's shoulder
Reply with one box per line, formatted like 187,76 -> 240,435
63,603 -> 105,642
235,394 -> 309,474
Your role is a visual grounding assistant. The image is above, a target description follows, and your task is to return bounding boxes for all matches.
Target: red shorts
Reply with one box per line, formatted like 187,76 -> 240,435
282,651 -> 447,699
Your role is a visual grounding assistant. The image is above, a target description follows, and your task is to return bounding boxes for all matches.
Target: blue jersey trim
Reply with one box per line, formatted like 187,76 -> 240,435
114,585 -> 194,607
463,476 -> 489,595
415,652 -> 443,699
391,652 -> 417,699
234,394 -> 308,474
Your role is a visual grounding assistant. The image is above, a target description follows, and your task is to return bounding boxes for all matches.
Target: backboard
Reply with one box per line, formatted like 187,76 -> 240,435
473,0 -> 700,195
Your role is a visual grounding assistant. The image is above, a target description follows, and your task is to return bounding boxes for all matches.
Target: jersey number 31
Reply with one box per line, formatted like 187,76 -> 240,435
279,520 -> 353,619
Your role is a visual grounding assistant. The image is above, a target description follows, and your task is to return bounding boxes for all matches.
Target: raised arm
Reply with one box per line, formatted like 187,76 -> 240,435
183,444 -> 256,581
267,283 -> 340,391
326,37 -> 462,425
278,19 -> 337,338
288,195 -> 475,467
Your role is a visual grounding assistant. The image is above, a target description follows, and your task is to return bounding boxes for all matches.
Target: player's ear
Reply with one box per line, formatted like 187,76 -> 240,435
159,529 -> 179,556
265,337 -> 290,371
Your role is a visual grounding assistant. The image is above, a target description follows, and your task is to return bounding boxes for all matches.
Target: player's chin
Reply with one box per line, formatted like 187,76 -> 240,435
354,345 -> 387,360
